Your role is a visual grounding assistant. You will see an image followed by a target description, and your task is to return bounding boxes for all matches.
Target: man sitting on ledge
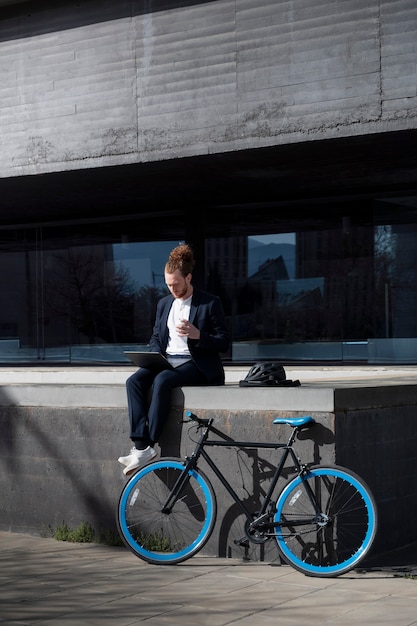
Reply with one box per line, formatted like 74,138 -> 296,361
118,243 -> 230,476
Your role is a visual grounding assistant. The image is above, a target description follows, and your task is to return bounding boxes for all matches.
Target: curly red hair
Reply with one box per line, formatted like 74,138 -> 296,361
165,244 -> 195,276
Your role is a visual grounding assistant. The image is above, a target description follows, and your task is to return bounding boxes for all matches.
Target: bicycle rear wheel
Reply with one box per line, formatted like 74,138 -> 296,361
117,458 -> 217,565
274,465 -> 377,577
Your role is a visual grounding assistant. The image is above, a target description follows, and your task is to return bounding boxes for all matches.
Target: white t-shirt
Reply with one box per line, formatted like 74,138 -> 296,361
166,295 -> 192,356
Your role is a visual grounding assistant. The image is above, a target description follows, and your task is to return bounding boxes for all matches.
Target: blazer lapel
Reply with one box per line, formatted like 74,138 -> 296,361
189,290 -> 199,325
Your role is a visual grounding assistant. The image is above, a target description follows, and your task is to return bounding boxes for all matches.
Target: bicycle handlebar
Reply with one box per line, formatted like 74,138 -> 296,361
183,411 -> 211,427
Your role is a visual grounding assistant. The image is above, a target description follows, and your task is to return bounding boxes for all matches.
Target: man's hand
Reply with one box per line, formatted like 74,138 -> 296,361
177,319 -> 200,340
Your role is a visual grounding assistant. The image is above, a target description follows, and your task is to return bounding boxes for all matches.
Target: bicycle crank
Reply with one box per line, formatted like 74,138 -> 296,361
243,514 -> 271,544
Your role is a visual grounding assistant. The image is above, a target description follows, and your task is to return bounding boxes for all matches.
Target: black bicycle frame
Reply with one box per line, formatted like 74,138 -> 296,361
162,417 -> 319,531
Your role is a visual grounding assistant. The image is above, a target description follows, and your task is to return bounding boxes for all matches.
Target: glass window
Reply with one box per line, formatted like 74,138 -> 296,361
1,198 -> 417,364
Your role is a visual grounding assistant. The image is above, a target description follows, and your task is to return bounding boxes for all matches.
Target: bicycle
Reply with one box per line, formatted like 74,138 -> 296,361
117,411 -> 377,577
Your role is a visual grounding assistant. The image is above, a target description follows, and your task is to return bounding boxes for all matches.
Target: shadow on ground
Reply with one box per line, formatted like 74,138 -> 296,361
359,542 -> 417,576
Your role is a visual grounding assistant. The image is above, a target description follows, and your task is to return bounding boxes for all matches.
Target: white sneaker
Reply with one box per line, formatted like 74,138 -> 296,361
123,446 -> 157,476
118,447 -> 137,467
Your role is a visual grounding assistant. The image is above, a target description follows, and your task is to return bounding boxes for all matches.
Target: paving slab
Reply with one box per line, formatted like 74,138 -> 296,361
0,532 -> 417,626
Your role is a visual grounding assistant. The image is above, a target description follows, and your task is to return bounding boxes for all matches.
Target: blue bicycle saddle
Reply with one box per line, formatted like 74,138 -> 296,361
273,416 -> 315,428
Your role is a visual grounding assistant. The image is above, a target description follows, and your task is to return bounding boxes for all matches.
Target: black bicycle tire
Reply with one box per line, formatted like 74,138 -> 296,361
274,464 -> 377,577
117,457 -> 217,565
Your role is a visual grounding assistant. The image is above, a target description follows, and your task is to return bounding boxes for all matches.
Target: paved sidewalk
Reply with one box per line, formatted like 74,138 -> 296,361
0,532 -> 416,626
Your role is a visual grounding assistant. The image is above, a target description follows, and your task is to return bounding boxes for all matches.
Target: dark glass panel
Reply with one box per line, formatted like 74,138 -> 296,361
1,194 -> 417,364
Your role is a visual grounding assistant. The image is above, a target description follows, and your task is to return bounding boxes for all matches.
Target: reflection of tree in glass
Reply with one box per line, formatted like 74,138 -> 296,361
374,226 -> 396,337
206,259 -> 231,315
45,248 -> 136,344
133,285 -> 167,343
374,224 -> 417,337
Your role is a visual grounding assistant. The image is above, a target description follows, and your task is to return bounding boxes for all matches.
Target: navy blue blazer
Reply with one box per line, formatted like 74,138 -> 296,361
149,288 -> 229,385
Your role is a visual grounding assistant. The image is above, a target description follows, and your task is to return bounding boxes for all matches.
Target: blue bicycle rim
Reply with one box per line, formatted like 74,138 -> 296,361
274,466 -> 376,576
118,459 -> 215,563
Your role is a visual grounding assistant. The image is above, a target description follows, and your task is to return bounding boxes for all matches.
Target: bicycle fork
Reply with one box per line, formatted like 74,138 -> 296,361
160,420 -> 212,514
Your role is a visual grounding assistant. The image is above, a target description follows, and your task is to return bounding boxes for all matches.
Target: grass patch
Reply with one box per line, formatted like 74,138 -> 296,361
136,529 -> 177,552
49,521 -> 123,546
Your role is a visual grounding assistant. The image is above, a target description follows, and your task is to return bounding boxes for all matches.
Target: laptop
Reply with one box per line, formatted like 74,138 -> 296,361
124,351 -> 191,370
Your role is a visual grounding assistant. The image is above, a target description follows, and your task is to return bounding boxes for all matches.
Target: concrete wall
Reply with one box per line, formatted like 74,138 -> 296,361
1,367 -> 417,561
334,385 -> 417,553
1,0 -> 416,178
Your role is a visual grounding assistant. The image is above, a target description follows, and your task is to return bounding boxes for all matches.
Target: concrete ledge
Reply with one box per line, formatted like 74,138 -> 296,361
0,366 -> 417,410
1,364 -> 417,385
0,382 -> 335,411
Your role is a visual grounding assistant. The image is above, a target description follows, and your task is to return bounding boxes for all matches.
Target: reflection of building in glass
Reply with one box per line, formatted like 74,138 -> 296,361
277,278 -> 324,307
296,229 -> 375,340
249,256 -> 289,282
205,237 -> 248,284
390,224 -> 417,337
246,256 -> 290,340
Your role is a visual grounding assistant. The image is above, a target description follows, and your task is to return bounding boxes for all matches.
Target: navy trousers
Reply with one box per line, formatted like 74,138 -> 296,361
126,361 -> 206,445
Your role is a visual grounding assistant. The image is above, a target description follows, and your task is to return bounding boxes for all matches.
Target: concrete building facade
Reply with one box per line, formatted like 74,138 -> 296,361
0,0 -> 416,365
0,0 -> 416,364
1,0 -> 415,176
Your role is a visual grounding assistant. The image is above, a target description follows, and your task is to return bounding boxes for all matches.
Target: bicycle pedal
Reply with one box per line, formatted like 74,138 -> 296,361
234,538 -> 250,548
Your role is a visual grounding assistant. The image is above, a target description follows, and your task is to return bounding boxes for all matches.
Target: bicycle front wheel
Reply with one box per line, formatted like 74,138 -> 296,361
117,458 -> 217,565
274,465 -> 377,577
